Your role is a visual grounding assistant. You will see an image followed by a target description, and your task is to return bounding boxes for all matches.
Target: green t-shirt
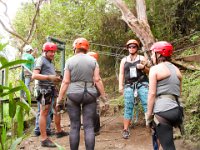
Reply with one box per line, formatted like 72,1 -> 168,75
22,53 -> 35,70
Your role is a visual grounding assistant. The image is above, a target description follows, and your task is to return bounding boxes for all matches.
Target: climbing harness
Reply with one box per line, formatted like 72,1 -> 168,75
132,82 -> 140,124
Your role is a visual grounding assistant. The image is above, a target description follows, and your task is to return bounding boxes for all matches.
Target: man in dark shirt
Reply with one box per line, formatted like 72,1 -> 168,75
32,42 -> 68,147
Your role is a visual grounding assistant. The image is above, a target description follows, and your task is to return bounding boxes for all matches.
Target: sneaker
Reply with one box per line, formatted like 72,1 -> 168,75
56,131 -> 69,138
47,131 -> 55,136
122,129 -> 130,139
34,131 -> 40,136
34,131 -> 54,137
41,138 -> 56,147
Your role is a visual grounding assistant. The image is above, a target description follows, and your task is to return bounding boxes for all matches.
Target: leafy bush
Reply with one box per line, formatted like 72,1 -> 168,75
182,70 -> 200,141
0,42 -> 31,150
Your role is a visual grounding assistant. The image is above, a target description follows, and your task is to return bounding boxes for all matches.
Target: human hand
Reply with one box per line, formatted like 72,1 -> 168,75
56,99 -> 65,114
48,75 -> 62,82
136,63 -> 145,70
146,114 -> 154,127
100,95 -> 109,111
119,86 -> 124,95
119,88 -> 124,95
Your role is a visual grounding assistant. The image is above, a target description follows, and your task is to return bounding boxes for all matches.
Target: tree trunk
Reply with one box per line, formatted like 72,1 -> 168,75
175,54 -> 200,63
111,0 -> 155,56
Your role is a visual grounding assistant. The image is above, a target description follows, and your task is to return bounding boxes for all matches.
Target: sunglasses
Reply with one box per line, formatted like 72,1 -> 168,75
128,46 -> 137,49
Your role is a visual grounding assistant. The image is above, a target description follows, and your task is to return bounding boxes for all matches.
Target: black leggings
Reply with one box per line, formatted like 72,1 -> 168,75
155,107 -> 182,150
67,92 -> 97,150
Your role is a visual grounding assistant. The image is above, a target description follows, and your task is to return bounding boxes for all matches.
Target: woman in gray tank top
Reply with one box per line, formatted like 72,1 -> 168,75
56,38 -> 107,150
147,41 -> 183,150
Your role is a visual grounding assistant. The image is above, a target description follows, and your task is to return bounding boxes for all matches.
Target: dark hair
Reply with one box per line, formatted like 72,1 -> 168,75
75,48 -> 87,54
157,55 -> 171,63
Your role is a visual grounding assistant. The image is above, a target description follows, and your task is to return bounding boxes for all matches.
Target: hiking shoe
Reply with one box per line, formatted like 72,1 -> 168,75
56,131 -> 69,138
41,138 -> 56,147
122,129 -> 130,139
34,131 -> 54,137
47,131 -> 55,136
34,131 -> 40,136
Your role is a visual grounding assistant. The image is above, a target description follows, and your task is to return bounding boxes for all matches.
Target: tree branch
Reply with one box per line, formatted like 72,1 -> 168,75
111,0 -> 155,49
0,20 -> 29,44
0,0 -> 29,44
136,0 -> 148,22
26,0 -> 43,43
0,0 -> 13,29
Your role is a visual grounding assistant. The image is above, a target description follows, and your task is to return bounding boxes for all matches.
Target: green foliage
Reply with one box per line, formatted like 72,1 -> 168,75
54,143 -> 65,150
0,42 -> 31,149
147,0 -> 181,41
16,107 -> 24,137
8,83 -> 16,118
190,35 -> 200,43
0,124 -> 7,150
146,0 -> 200,40
182,71 -> 200,140
180,49 -> 195,56
111,95 -> 124,108
10,137 -> 23,150
0,60 -> 30,71
175,0 -> 200,35
13,3 -> 35,38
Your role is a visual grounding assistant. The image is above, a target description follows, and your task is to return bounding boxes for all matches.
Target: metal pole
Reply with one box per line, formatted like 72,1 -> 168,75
0,70 -> 4,123
20,66 -> 25,98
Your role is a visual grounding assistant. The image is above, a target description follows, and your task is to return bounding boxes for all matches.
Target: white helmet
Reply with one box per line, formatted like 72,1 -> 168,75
23,45 -> 33,52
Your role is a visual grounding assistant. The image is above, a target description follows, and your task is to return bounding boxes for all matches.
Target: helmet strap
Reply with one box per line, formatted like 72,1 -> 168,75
155,53 -> 160,65
129,53 -> 137,61
129,51 -> 137,56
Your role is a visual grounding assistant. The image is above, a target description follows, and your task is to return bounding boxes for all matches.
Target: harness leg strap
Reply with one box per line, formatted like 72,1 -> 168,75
156,123 -> 175,150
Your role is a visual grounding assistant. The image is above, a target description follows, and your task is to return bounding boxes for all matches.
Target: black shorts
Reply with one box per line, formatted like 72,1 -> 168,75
35,87 -> 55,105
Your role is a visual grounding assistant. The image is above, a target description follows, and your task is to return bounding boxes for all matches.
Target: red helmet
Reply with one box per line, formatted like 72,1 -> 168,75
43,42 -> 57,52
87,51 -> 98,60
74,38 -> 89,51
126,39 -> 139,47
150,41 -> 173,57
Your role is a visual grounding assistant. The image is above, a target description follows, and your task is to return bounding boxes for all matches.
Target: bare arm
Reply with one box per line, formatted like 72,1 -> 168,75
141,56 -> 150,74
147,67 -> 157,116
57,69 -> 70,102
32,69 -> 49,80
32,69 -> 61,82
119,58 -> 125,94
138,55 -> 150,74
93,66 -> 106,97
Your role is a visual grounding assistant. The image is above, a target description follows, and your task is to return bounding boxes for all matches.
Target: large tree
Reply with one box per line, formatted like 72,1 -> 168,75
111,0 -> 155,53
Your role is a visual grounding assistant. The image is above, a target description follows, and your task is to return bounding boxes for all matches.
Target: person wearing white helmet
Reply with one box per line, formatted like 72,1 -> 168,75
22,45 -> 35,93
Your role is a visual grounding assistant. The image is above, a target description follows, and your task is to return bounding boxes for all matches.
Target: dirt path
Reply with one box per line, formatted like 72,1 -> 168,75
18,112 -> 188,150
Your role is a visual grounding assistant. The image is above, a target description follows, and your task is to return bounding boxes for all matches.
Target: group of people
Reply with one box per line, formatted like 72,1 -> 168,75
22,37 -> 183,150
119,39 -> 183,150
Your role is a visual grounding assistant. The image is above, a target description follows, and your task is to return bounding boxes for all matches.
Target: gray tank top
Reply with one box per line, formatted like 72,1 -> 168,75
65,53 -> 99,94
34,56 -> 56,88
153,62 -> 180,113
